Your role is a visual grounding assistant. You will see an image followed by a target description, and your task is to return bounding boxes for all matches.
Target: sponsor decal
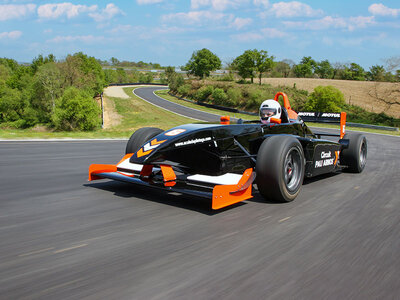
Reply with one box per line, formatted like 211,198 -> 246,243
175,137 -> 212,147
321,151 -> 332,159
321,113 -> 340,118
298,112 -> 315,117
165,129 -> 186,136
136,138 -> 166,158
315,151 -> 339,168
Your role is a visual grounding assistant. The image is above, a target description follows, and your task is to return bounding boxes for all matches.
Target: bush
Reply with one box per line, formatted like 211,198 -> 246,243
245,90 -> 263,110
169,73 -> 185,92
304,85 -> 345,112
217,73 -> 234,81
195,85 -> 214,102
177,84 -> 191,97
211,88 -> 228,105
226,87 -> 242,106
52,87 -> 101,131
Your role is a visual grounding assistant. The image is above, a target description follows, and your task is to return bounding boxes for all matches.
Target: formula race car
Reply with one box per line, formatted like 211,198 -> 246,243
89,92 -> 367,210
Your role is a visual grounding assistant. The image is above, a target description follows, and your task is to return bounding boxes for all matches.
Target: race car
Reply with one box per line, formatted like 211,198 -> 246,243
89,92 -> 367,210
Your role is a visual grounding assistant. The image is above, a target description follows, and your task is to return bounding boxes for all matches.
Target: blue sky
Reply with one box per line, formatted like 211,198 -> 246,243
0,0 -> 399,69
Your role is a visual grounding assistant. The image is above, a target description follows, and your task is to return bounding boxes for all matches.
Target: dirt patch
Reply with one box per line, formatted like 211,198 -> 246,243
104,86 -> 130,99
102,94 -> 122,129
262,78 -> 400,118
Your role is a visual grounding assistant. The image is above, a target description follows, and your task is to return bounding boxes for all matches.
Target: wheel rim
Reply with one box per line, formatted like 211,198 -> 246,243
284,147 -> 302,192
359,140 -> 367,168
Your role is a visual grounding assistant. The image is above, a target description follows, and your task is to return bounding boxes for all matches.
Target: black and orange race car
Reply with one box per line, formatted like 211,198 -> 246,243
89,92 -> 367,210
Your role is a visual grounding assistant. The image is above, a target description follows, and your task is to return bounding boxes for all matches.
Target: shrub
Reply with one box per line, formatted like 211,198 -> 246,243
195,85 -> 214,102
52,87 -> 101,131
168,73 -> 185,92
226,87 -> 242,106
304,85 -> 345,112
245,90 -> 263,110
177,84 -> 191,97
212,88 -> 227,105
217,73 -> 234,81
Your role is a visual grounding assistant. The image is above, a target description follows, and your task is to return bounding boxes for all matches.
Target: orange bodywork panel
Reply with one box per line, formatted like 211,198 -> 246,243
340,112 -> 347,139
274,92 -> 298,120
89,164 -> 117,181
212,168 -> 254,210
220,115 -> 230,125
270,117 -> 281,124
160,165 -> 177,186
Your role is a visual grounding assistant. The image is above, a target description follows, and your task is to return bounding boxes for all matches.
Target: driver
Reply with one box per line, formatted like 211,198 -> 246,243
259,99 -> 281,124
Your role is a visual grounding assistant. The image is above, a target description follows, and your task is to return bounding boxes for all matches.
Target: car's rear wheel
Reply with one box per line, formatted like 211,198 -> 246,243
256,136 -> 305,202
125,127 -> 163,154
340,133 -> 367,173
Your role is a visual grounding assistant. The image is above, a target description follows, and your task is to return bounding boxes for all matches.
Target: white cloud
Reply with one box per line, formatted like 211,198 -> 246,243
37,3 -> 97,19
89,3 -> 123,22
162,10 -> 231,25
231,17 -> 252,29
231,27 -> 287,42
368,3 -> 400,17
191,0 -> 248,11
0,30 -> 22,39
253,0 -> 269,8
283,15 -> 375,31
269,1 -> 322,18
0,4 -> 35,21
137,0 -> 164,4
48,35 -> 105,43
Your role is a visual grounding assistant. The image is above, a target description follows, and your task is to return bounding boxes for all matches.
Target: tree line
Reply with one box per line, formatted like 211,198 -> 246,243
0,53 -> 157,131
183,48 -> 400,83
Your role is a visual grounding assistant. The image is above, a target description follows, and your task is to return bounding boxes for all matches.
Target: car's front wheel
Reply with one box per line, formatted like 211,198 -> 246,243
125,127 -> 163,154
256,136 -> 305,202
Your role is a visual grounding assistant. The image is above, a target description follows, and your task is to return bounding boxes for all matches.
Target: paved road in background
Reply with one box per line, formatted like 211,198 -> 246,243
1,88 -> 400,299
134,86 -> 229,122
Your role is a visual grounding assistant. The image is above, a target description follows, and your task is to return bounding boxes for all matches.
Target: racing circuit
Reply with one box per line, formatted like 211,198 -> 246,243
1,86 -> 400,299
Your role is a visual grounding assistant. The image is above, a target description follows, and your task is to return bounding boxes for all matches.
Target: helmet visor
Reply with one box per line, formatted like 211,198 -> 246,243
260,107 -> 277,119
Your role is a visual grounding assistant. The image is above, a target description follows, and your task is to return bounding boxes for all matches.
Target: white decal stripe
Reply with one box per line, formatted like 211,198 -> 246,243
187,173 -> 242,185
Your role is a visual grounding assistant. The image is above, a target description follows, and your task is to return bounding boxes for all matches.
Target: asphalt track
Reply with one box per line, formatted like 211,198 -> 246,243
1,88 -> 400,299
134,86 -> 229,122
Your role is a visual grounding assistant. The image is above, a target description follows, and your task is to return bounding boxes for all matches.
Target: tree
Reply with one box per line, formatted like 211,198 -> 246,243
367,65 -> 385,81
293,56 -> 316,78
110,57 -> 120,66
233,50 -> 257,83
52,87 -> 101,131
274,59 -> 294,78
34,62 -> 62,113
304,86 -> 345,112
186,48 -> 221,79
255,50 -> 274,85
341,63 -> 365,81
315,60 -> 334,79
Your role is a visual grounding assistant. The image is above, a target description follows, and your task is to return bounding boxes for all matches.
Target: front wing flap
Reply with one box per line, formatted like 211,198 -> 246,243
89,153 -> 254,210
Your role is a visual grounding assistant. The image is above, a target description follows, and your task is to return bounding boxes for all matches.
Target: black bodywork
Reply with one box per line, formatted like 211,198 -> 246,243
128,119 -> 346,178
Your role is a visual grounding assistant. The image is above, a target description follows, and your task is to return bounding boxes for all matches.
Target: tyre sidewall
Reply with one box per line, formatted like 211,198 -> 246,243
256,136 -> 305,202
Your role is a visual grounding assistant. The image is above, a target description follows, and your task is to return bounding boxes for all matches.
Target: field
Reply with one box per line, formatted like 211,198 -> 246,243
261,78 -> 400,118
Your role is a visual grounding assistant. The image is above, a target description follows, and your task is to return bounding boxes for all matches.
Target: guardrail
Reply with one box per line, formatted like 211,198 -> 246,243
298,112 -> 399,132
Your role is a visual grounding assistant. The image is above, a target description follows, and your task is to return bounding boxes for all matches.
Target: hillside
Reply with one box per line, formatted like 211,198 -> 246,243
262,78 -> 400,118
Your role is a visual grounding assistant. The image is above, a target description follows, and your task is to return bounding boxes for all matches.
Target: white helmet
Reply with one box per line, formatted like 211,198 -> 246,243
260,99 -> 281,124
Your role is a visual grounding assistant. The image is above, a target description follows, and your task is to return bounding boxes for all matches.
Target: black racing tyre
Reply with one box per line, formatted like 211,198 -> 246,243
256,136 -> 305,203
125,127 -> 163,154
340,133 -> 367,173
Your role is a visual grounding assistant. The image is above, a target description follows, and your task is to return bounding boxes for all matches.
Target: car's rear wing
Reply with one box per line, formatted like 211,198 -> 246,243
312,112 -> 347,139
89,153 -> 255,210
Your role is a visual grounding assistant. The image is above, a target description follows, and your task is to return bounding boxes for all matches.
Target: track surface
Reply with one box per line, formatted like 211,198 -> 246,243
134,86 -> 225,122
1,89 -> 400,299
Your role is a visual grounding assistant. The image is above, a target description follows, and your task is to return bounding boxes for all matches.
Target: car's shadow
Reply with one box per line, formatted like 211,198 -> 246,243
85,171 -> 344,213
84,180 -> 245,216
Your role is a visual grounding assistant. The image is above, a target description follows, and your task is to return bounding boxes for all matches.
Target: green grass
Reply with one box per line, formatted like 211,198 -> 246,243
1,86 -> 398,139
155,89 -> 256,121
308,122 -> 400,136
0,87 -> 193,140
